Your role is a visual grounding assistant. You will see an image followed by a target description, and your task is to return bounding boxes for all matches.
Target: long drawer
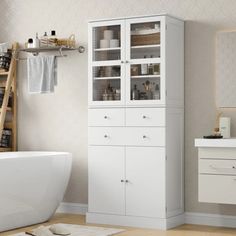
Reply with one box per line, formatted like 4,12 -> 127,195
88,127 -> 165,146
126,108 -> 165,127
199,174 -> 236,204
88,108 -> 125,127
199,159 -> 236,175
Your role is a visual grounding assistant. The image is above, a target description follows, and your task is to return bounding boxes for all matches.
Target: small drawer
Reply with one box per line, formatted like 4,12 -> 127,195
88,108 -> 125,126
88,127 -> 125,146
199,159 -> 236,175
126,127 -> 165,146
126,108 -> 165,127
199,174 -> 236,204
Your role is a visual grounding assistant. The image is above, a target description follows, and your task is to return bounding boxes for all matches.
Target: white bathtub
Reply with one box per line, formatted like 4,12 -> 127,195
0,151 -> 72,232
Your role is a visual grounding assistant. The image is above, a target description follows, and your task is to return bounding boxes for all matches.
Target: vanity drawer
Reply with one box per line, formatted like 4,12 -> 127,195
199,175 -> 236,204
88,127 -> 125,146
126,108 -> 165,127
126,127 -> 165,146
88,108 -> 125,126
199,159 -> 236,175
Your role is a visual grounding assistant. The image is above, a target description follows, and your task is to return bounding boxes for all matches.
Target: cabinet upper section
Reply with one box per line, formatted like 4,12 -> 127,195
88,15 -> 184,108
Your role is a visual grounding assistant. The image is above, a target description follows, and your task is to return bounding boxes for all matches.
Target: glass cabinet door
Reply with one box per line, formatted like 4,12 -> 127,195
126,17 -> 164,105
89,20 -> 125,105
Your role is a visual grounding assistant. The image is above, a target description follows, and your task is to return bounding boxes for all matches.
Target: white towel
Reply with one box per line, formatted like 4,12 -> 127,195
27,55 -> 57,94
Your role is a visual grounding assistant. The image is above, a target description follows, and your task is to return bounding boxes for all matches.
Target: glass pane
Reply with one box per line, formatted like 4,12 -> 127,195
130,21 -> 160,59
130,63 -> 161,101
93,65 -> 121,101
93,25 -> 121,61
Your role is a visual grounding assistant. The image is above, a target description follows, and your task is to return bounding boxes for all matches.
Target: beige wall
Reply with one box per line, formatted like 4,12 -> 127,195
1,0 -> 236,215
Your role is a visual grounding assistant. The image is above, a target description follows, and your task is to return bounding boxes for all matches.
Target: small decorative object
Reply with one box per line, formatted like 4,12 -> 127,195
114,89 -> 120,100
27,38 -> 34,48
141,56 -> 148,75
131,84 -> 139,100
57,34 -> 76,48
102,89 -> 109,101
131,65 -> 139,76
40,32 -> 49,47
48,30 -> 57,46
153,84 -> 160,100
153,63 -> 160,75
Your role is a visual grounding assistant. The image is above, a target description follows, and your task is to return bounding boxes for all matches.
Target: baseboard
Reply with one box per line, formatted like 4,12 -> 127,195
185,212 -> 236,228
87,212 -> 185,230
56,202 -> 88,215
56,203 -> 236,229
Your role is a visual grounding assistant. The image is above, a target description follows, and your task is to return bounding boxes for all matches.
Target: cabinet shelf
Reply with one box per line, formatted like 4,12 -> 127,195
94,47 -> 121,52
94,76 -> 120,80
131,44 -> 160,49
131,75 -> 160,79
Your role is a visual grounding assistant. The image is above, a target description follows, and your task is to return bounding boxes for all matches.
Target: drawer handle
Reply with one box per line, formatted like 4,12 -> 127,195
125,180 -> 129,183
104,116 -> 108,119
142,115 -> 147,119
121,179 -> 124,182
210,165 -> 236,170
143,135 -> 147,139
104,134 -> 108,138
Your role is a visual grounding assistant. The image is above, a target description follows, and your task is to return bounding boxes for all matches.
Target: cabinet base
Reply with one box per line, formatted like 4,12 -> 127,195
86,212 -> 185,230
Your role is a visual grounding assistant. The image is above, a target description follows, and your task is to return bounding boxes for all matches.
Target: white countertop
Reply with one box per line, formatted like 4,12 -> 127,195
195,138 -> 236,147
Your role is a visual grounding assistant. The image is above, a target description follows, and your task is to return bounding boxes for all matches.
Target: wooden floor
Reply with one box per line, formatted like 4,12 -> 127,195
1,213 -> 236,236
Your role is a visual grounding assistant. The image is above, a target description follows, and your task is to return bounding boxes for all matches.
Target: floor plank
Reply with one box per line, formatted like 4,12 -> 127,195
1,213 -> 236,236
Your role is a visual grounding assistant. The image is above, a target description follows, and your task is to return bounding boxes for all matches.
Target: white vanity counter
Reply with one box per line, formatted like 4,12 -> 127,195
195,138 -> 236,205
195,138 -> 236,148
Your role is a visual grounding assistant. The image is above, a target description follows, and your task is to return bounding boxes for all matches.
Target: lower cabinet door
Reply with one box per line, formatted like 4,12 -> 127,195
125,147 -> 166,218
88,146 -> 125,215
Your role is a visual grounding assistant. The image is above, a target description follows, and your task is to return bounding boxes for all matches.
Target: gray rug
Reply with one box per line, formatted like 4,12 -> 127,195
13,223 -> 125,236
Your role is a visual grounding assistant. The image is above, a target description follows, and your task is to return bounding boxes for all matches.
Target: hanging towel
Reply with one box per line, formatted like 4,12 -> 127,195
27,55 -> 57,94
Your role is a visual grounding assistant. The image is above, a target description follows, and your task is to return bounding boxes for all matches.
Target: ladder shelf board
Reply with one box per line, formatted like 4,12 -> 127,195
0,72 -> 9,76
0,147 -> 12,152
4,122 -> 13,129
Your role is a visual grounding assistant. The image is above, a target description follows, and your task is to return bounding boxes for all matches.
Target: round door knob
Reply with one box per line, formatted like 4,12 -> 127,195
126,60 -> 129,63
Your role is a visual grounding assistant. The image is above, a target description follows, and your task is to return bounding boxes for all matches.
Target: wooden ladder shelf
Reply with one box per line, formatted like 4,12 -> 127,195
0,42 -> 18,152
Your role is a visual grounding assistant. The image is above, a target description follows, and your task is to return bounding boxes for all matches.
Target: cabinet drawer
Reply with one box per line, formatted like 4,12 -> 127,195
88,108 -> 125,126
88,127 -> 165,146
89,127 -> 125,146
199,159 -> 236,175
199,175 -> 236,204
126,108 -> 165,126
126,127 -> 165,146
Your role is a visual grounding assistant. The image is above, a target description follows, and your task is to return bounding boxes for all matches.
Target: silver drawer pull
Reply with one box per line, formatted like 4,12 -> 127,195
125,180 -> 129,183
142,115 -> 147,119
104,134 -> 108,138
143,135 -> 147,139
121,179 -> 124,182
104,116 -> 108,119
210,165 -> 236,170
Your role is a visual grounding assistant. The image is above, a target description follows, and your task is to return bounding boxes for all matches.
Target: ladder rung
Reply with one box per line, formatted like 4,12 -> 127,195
0,71 -> 9,76
0,107 -> 12,112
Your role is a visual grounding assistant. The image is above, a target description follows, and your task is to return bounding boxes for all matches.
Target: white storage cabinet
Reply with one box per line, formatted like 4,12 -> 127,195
87,14 -> 184,230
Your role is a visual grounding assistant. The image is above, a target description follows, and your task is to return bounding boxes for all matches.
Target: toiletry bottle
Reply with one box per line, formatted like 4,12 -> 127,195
33,33 -> 40,48
131,84 -> 139,100
148,55 -> 154,75
153,63 -> 160,75
27,38 -> 34,48
49,30 -> 57,46
40,32 -> 48,47
141,56 -> 148,75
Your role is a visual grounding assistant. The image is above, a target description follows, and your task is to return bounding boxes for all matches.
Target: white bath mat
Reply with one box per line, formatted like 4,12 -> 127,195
13,223 -> 125,236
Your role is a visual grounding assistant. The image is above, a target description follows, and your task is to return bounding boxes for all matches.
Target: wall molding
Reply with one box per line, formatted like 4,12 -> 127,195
185,212 -> 236,228
56,203 -> 236,228
56,202 -> 88,215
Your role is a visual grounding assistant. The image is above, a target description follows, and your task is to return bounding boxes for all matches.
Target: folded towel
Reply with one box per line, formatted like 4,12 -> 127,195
27,55 -> 57,94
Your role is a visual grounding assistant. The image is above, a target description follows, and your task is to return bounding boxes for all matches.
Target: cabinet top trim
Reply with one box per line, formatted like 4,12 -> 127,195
195,138 -> 236,148
88,13 -> 184,23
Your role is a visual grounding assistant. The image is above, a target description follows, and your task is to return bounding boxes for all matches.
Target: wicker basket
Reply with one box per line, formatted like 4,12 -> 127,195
131,32 -> 160,46
57,34 -> 76,48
